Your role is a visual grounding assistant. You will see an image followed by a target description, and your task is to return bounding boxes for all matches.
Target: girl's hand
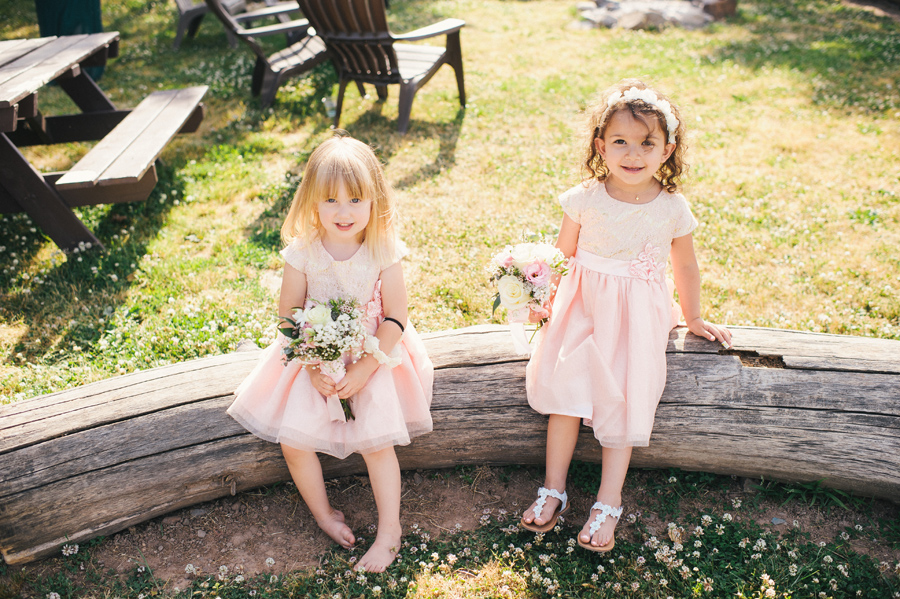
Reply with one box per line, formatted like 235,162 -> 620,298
687,317 -> 733,349
307,366 -> 337,397
335,357 -> 378,400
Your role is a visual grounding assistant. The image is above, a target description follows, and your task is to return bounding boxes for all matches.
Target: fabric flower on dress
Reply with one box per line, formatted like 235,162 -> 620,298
629,243 -> 663,283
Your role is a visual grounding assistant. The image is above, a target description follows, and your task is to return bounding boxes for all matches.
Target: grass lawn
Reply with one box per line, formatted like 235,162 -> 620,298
0,0 -> 898,596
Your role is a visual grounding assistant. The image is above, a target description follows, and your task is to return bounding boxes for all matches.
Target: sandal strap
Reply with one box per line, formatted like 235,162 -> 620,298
587,501 -> 623,536
533,487 -> 568,520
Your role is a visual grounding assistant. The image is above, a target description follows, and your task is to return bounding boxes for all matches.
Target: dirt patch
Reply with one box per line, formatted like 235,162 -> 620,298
4,466 -> 899,592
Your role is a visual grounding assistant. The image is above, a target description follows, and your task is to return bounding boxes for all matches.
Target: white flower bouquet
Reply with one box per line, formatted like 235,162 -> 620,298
489,237 -> 568,354
279,298 -> 368,422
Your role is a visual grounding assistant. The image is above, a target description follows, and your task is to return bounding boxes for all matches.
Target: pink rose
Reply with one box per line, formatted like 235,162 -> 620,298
494,250 -> 514,268
523,260 -> 551,287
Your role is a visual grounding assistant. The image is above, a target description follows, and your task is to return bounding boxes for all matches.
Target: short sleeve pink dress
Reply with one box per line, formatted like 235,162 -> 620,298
227,238 -> 434,459
526,181 -> 698,448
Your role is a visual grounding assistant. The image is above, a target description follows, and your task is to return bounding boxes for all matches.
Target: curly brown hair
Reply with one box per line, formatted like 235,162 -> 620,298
581,79 -> 688,192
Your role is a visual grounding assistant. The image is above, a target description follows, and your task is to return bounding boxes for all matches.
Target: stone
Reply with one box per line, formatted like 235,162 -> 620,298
196,530 -> 206,538
577,0 -> 716,30
617,8 -> 666,29
771,517 -> 787,525
190,508 -> 207,517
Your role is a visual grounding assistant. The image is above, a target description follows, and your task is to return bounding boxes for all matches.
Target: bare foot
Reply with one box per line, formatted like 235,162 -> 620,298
354,527 -> 401,573
578,497 -> 621,550
521,496 -> 562,528
316,509 -> 355,549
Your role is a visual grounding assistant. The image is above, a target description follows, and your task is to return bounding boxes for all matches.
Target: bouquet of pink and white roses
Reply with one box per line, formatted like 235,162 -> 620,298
279,298 -> 367,422
489,237 -> 568,354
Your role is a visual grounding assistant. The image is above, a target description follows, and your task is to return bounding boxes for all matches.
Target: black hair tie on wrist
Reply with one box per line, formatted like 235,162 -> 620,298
382,316 -> 405,334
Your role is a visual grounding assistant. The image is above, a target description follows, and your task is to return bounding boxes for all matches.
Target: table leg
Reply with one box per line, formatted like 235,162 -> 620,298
56,71 -> 116,113
0,133 -> 102,252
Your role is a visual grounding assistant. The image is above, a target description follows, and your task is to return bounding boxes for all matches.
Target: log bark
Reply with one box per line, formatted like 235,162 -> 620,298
0,325 -> 898,565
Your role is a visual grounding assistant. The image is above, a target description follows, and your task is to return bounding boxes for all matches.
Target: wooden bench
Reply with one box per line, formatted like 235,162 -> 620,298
52,85 -> 208,207
0,325 -> 897,564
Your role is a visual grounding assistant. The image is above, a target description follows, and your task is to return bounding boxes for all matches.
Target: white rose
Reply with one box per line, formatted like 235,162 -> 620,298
497,275 -> 531,310
305,304 -> 332,325
532,242 -> 562,264
509,243 -> 535,270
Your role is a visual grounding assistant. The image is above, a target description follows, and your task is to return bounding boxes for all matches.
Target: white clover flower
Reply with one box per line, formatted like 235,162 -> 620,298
265,557 -> 275,567
61,543 -> 79,556
185,564 -> 197,575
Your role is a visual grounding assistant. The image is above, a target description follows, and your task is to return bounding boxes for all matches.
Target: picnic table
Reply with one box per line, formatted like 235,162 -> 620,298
0,32 -> 208,252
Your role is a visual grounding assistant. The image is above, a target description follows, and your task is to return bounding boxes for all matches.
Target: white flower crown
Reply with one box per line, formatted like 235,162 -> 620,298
607,87 -> 679,144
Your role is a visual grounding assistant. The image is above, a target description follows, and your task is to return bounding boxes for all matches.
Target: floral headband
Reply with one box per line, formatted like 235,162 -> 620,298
607,87 -> 679,144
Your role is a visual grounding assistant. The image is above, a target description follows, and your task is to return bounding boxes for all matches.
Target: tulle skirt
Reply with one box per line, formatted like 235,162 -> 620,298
228,322 -> 433,459
525,248 -> 681,448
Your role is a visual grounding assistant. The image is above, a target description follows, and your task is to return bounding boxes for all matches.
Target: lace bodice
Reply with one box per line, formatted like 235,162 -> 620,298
281,238 -> 397,306
560,181 -> 698,261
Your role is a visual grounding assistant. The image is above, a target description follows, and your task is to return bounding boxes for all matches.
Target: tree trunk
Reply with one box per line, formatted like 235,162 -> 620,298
1,325 -> 897,564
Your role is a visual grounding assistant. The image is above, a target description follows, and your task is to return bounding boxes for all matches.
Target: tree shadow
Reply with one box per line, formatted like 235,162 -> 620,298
710,0 -> 899,113
0,164 -> 182,365
243,105 -> 465,254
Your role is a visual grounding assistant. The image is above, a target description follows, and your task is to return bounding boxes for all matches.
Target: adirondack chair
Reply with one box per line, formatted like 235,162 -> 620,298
296,0 -> 465,134
204,0 -> 329,107
172,0 -> 246,50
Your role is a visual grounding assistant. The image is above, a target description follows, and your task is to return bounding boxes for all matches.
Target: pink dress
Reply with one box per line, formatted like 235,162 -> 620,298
227,238 -> 434,459
526,181 -> 697,448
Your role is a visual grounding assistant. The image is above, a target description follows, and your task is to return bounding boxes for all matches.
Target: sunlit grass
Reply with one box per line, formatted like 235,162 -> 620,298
3,0 -> 899,402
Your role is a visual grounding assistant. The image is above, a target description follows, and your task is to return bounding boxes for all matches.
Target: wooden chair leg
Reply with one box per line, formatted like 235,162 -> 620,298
251,58 -> 266,97
259,70 -> 280,107
356,81 -> 367,98
397,83 -> 416,135
375,85 -> 388,101
335,79 -> 350,129
173,12 -> 204,50
446,32 -> 465,107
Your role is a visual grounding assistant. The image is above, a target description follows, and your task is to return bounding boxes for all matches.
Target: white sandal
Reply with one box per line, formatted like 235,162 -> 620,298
577,501 -> 623,552
520,487 -> 569,533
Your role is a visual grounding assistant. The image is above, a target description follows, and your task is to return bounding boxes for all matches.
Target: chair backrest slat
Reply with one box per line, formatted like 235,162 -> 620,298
299,0 -> 400,83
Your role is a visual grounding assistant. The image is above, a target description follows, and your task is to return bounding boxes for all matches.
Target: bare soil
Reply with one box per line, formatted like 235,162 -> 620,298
4,466 -> 899,593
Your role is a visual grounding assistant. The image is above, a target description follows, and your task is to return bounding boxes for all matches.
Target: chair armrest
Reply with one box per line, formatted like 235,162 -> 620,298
238,18 -> 311,38
234,1 -> 300,22
392,18 -> 464,42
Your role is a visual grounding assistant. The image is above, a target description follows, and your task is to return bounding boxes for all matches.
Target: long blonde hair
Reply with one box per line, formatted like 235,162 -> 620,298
282,132 -> 397,266
582,79 -> 688,193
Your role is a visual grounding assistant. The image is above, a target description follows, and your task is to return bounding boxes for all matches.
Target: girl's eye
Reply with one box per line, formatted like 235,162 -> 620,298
325,198 -> 336,203
613,139 -> 626,145
642,140 -> 655,147
350,198 -> 361,203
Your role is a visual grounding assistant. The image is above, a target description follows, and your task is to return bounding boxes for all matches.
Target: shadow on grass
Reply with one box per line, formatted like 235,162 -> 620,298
243,104 -> 466,254
711,0 -> 900,112
0,165 -> 183,365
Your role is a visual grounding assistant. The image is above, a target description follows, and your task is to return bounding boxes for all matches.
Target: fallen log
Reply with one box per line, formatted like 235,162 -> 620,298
0,325 -> 897,564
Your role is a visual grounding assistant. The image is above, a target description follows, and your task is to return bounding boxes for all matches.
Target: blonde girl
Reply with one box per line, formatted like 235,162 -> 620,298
519,80 -> 731,551
228,133 -> 433,572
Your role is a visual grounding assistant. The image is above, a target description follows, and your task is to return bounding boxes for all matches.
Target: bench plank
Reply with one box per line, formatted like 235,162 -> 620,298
54,85 -> 208,189
0,38 -> 55,69
100,86 -> 207,185
0,34 -> 118,107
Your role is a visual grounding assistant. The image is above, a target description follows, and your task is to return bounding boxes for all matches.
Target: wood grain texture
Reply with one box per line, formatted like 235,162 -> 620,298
0,325 -> 897,564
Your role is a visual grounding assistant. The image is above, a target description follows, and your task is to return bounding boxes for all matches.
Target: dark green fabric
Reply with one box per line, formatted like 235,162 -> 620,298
34,0 -> 105,80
